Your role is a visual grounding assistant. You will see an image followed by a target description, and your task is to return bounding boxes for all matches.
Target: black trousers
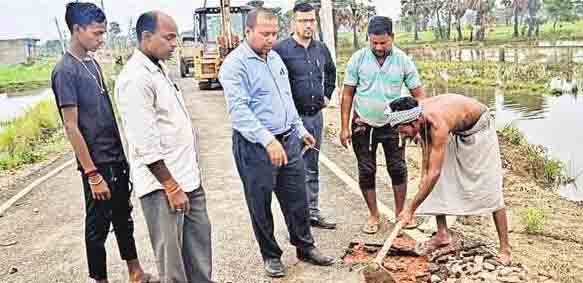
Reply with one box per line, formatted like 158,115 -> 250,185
232,130 -> 315,260
81,162 -> 137,280
351,121 -> 408,191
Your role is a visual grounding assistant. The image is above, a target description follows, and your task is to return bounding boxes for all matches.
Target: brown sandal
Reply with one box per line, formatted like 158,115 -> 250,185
130,273 -> 160,283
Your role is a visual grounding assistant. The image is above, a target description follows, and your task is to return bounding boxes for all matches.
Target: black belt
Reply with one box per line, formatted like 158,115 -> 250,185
299,109 -> 320,116
274,129 -> 293,142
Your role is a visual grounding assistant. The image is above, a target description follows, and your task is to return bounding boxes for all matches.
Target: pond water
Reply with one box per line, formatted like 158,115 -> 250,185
0,89 -> 52,123
406,41 -> 583,64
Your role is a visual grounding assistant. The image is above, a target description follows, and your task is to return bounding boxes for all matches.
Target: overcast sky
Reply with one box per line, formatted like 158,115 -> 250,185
1,0 -> 400,42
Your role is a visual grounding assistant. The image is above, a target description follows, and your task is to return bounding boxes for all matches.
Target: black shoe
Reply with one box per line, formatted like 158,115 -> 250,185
310,215 -> 337,230
264,258 -> 285,278
297,248 -> 336,266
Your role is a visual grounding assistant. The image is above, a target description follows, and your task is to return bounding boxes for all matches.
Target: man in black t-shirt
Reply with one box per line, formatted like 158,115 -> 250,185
51,3 -> 155,282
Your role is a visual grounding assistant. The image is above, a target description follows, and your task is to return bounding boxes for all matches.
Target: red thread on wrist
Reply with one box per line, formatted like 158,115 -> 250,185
85,169 -> 98,177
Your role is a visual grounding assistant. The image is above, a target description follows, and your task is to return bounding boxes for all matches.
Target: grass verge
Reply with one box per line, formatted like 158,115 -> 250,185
0,61 -> 54,94
0,100 -> 67,171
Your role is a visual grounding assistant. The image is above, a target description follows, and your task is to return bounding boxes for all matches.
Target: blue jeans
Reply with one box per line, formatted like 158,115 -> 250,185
301,111 -> 323,219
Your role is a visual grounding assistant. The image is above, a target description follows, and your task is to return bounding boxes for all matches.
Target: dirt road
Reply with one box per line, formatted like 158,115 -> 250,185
0,77 -> 416,283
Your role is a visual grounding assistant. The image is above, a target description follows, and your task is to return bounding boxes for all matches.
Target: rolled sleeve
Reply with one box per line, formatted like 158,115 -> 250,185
403,56 -> 422,90
51,70 -> 78,108
115,77 -> 163,166
219,57 -> 275,148
343,51 -> 361,87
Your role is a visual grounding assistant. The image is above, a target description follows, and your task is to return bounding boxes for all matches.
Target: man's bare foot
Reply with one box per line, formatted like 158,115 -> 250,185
415,232 -> 452,256
129,272 -> 160,283
362,215 -> 381,234
129,271 -> 144,282
497,249 -> 512,266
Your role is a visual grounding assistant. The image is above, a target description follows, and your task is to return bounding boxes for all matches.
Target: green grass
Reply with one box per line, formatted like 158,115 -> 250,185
0,100 -> 67,170
335,46 -> 559,95
521,207 -> 547,235
0,61 -> 54,93
334,21 -> 583,49
500,124 -> 525,146
498,125 -> 568,187
525,144 -> 567,186
396,21 -> 583,48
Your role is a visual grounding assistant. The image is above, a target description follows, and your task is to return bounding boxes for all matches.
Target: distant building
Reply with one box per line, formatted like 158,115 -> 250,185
0,38 -> 40,65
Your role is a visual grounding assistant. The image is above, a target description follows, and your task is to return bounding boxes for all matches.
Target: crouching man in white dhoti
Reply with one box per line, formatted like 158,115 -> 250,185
387,94 -> 512,265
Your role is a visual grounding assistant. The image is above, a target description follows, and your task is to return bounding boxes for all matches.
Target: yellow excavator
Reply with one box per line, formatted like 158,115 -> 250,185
177,0 -> 251,90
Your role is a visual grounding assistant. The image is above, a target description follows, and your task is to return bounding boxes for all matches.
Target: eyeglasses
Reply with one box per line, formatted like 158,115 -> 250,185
297,19 -> 316,24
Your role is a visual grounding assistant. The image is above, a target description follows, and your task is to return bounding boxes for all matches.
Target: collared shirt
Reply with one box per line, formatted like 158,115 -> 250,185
114,49 -> 201,198
51,53 -> 126,169
273,36 -> 336,115
219,41 -> 308,147
344,46 -> 422,127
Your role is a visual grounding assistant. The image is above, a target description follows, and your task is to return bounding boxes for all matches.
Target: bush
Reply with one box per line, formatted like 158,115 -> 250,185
500,124 -> 524,145
521,207 -> 547,234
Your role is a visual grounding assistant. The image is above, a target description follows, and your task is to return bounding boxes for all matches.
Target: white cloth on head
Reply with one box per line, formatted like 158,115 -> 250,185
384,106 -> 422,127
416,110 -> 505,216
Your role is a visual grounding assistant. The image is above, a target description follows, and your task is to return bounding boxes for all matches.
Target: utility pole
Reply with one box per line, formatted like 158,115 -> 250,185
319,0 -> 337,64
126,17 -> 134,49
319,0 -> 339,106
54,17 -> 66,55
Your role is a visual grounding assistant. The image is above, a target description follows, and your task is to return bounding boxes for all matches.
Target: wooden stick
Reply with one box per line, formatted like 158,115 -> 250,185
373,221 -> 405,265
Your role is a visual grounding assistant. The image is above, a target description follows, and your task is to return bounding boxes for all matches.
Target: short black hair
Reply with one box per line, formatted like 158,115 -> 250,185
368,16 -> 393,36
65,2 -> 106,33
294,2 -> 315,13
246,7 -> 277,28
389,96 -> 419,112
136,11 -> 158,42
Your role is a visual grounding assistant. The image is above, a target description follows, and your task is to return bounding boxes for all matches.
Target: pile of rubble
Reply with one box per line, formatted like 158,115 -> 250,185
343,231 -> 537,283
427,247 -> 527,283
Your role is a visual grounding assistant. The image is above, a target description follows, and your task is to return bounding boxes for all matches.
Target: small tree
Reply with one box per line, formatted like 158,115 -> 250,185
334,0 -> 373,50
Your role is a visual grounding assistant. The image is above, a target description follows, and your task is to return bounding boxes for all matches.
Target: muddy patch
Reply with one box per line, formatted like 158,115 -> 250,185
343,234 -> 430,283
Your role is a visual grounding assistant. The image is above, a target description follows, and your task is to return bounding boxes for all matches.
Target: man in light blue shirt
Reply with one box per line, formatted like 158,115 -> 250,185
219,7 -> 335,278
339,16 -> 426,235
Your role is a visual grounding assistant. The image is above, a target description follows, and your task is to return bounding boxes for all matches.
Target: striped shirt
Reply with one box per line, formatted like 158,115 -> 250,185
344,46 -> 422,127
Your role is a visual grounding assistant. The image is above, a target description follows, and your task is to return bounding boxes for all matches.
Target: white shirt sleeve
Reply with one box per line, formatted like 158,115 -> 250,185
115,76 -> 163,166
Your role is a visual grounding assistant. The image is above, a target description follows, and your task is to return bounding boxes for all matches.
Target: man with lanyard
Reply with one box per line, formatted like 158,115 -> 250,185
115,11 -> 214,283
339,16 -> 427,234
219,7 -> 335,278
273,2 -> 337,230
51,2 -> 154,283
